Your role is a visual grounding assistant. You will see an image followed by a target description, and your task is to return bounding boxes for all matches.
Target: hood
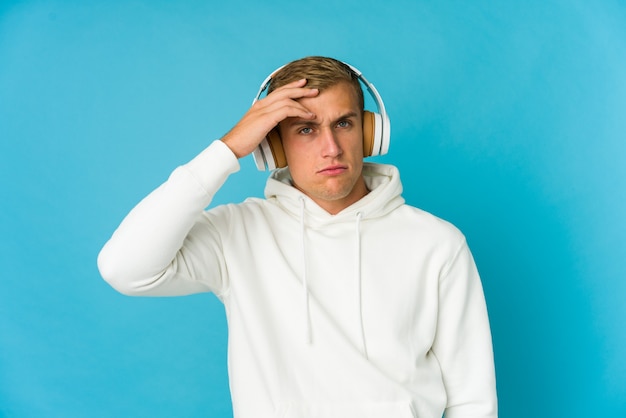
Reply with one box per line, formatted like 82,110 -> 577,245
264,162 -> 405,225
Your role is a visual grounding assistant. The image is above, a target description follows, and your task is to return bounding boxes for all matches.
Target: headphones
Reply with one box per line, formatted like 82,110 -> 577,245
251,61 -> 390,171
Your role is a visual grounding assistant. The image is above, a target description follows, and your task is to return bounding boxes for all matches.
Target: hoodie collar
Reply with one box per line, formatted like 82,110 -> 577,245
264,163 -> 405,227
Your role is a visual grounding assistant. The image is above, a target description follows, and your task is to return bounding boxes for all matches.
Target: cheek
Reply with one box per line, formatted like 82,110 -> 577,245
283,142 -> 314,177
280,134 -> 297,164
343,131 -> 365,158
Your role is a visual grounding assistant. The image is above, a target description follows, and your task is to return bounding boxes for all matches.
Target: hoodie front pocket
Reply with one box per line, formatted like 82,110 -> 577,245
277,401 -> 416,418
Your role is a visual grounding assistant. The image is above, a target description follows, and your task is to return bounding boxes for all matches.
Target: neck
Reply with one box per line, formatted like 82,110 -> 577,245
313,177 -> 370,215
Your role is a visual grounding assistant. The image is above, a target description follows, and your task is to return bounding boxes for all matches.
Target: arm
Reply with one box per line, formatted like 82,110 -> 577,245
433,240 -> 498,418
97,140 -> 240,296
97,79 -> 319,296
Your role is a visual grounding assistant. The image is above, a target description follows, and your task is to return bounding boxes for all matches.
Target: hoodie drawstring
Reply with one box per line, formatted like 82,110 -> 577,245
355,211 -> 369,359
300,197 -> 312,344
298,198 -> 368,359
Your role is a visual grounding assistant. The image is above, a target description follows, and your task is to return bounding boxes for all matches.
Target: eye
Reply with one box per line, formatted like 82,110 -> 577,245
298,127 -> 313,135
337,120 -> 351,128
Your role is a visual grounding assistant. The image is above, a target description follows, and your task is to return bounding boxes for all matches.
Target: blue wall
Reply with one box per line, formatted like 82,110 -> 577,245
1,0 -> 624,416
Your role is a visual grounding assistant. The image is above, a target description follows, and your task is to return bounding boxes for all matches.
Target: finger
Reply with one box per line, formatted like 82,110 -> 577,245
257,86 -> 319,110
267,78 -> 319,98
272,78 -> 308,91
258,92 -> 317,122
264,101 -> 316,122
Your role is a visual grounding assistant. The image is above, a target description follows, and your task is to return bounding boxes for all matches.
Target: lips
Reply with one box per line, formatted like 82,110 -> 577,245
318,165 -> 348,176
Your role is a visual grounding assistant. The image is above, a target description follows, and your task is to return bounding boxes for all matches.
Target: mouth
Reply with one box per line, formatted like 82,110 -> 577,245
317,165 -> 348,176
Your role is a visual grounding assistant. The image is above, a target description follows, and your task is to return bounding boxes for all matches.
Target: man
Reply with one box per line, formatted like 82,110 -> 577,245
98,56 -> 497,417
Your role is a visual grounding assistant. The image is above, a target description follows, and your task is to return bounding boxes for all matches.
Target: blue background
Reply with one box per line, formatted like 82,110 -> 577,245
1,0 -> 625,416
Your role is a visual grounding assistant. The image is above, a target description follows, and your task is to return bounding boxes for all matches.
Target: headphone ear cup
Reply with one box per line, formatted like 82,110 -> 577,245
362,111 -> 375,157
267,129 -> 287,168
363,111 -> 384,157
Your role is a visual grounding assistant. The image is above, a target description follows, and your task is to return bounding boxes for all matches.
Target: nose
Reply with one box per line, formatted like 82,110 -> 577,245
319,127 -> 342,158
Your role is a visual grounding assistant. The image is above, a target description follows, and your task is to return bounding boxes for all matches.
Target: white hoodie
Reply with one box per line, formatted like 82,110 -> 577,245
98,140 -> 497,418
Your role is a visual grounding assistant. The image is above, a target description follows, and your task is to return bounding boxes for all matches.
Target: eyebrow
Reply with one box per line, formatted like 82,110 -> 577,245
285,111 -> 359,128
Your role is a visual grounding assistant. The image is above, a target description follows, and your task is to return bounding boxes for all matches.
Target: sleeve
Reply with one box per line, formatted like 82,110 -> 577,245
432,239 -> 498,418
97,140 -> 240,297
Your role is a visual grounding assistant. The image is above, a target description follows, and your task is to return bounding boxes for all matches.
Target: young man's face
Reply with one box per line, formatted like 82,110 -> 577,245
279,81 -> 368,214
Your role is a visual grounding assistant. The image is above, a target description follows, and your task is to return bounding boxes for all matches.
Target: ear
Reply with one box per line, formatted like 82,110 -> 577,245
267,128 -> 288,168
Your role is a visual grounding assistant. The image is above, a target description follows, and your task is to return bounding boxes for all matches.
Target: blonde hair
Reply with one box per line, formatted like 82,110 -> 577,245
268,56 -> 364,110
